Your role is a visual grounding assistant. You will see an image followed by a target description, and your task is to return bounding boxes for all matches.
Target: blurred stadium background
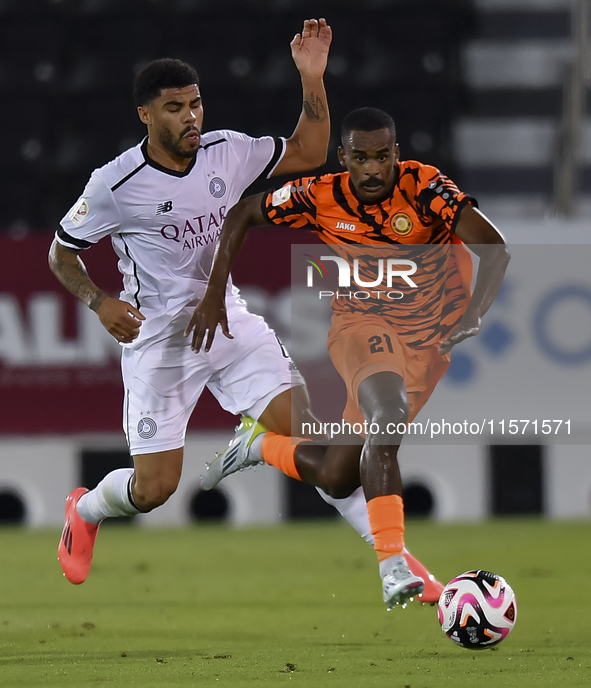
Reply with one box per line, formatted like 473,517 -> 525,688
0,0 -> 590,529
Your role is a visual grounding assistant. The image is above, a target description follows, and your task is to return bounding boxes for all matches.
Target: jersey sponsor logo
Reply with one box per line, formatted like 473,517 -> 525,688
336,221 -> 356,231
390,212 -> 413,236
209,177 -> 226,198
137,417 -> 157,440
271,186 -> 292,207
68,198 -> 89,225
159,206 -> 227,250
156,200 -> 173,215
180,228 -> 221,251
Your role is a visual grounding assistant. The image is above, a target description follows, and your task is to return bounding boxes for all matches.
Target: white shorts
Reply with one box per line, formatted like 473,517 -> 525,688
121,299 -> 304,455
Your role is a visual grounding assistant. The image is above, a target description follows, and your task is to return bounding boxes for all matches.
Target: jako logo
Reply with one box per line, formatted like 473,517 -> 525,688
304,255 -> 418,289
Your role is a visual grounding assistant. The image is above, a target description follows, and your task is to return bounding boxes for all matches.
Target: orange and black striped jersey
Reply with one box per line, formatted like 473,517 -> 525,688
261,160 -> 475,347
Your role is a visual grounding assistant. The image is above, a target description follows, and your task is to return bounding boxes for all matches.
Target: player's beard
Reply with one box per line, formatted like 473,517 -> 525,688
159,124 -> 200,159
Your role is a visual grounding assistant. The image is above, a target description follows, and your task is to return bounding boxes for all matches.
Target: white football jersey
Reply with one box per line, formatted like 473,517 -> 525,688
56,130 -> 285,345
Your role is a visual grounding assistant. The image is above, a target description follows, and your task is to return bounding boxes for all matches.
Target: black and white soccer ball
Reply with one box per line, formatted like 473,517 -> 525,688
437,570 -> 517,649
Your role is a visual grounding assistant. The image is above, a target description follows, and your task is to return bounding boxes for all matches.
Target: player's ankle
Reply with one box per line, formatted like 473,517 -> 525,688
379,553 -> 405,578
249,433 -> 265,461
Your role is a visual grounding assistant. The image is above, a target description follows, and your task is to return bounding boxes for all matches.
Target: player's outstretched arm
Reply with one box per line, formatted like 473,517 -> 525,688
184,194 -> 266,353
271,18 -> 332,176
48,238 -> 145,343
438,206 -> 510,355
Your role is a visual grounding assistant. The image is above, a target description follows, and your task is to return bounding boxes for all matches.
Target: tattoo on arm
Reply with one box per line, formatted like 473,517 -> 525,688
49,242 -> 104,311
303,93 -> 326,121
89,290 -> 106,312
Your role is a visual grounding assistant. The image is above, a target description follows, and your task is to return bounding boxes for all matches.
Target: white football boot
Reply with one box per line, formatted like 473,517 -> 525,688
382,554 -> 425,610
201,416 -> 266,490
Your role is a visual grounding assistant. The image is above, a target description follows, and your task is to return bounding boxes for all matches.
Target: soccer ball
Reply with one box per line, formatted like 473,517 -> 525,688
437,570 -> 517,649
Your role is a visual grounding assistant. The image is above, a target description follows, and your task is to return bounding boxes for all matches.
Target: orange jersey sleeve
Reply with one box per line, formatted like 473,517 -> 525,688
399,162 -> 477,236
261,177 -> 319,230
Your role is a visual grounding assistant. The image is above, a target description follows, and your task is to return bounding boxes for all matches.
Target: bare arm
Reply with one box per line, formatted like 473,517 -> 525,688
48,238 -> 145,343
438,205 -> 510,354
184,194 -> 266,352
271,18 -> 331,176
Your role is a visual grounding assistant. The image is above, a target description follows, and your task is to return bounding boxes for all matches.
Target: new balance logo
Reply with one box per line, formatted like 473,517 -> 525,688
156,200 -> 173,215
336,221 -> 356,231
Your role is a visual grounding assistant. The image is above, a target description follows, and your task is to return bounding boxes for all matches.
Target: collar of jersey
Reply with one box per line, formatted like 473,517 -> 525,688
141,137 -> 198,178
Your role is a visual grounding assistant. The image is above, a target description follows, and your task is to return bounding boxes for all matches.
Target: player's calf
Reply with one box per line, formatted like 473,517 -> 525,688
131,448 -> 184,511
131,478 -> 178,512
294,442 -> 361,499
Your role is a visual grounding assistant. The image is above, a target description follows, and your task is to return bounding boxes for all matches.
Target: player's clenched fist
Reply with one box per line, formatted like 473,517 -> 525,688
94,296 -> 145,343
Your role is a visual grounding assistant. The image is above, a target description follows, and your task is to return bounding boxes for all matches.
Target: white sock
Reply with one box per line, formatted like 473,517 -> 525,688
249,433 -> 265,461
316,486 -> 412,569
76,468 -> 140,524
315,486 -> 374,545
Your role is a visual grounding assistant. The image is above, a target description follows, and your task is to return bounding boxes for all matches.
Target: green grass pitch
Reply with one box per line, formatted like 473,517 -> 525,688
0,519 -> 589,687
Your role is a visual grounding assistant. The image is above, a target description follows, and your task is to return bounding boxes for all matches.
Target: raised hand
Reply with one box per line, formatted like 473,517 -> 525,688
291,18 -> 332,79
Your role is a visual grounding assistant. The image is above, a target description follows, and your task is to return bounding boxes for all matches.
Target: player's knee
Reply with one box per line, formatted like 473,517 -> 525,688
366,406 -> 409,441
316,466 -> 359,499
321,480 -> 357,500
133,478 -> 178,511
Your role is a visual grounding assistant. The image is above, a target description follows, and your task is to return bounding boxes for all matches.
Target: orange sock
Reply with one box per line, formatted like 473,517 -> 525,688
260,433 -> 307,481
367,494 -> 405,561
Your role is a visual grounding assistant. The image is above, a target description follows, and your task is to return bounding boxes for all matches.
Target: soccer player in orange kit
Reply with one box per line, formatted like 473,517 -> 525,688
187,107 -> 510,609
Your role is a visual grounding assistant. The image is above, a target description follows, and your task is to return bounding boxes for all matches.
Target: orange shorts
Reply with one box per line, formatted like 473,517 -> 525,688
327,312 -> 450,426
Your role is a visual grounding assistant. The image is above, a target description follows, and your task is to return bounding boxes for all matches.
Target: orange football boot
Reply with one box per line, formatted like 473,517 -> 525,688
404,550 -> 444,605
58,487 -> 99,585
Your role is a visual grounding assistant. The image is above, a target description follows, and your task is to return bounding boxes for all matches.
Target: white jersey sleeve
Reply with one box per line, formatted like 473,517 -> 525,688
56,170 -> 122,250
221,130 -> 286,189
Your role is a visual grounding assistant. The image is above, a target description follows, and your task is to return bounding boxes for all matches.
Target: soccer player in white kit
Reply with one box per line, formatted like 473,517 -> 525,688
49,19 -> 333,585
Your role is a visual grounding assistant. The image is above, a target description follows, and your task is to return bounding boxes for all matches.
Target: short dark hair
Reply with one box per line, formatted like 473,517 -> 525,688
340,107 -> 396,144
134,58 -> 200,107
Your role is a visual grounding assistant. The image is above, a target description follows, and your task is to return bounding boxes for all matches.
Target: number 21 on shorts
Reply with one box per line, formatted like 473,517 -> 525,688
368,333 -> 394,354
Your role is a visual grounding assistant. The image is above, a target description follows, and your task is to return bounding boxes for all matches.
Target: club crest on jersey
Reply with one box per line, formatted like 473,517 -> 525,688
69,198 -> 88,225
336,221 -> 356,232
390,212 -> 413,236
156,200 -> 173,214
209,177 -> 226,198
271,186 -> 292,207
